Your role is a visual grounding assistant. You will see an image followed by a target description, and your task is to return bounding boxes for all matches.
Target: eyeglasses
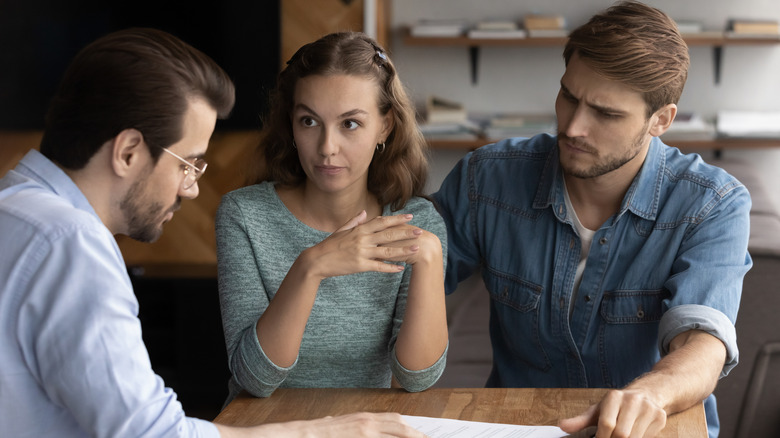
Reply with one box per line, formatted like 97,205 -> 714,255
158,147 -> 208,190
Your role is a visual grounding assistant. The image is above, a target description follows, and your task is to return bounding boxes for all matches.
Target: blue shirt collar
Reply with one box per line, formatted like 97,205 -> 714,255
536,136 -> 666,225
15,149 -> 99,220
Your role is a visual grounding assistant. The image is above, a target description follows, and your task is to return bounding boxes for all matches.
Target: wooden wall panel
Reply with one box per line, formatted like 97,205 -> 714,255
280,0 -> 365,66
0,130 -> 260,276
115,131 -> 261,273
0,131 -> 43,178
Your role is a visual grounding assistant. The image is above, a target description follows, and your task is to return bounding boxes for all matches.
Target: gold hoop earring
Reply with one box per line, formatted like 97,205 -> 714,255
376,142 -> 386,153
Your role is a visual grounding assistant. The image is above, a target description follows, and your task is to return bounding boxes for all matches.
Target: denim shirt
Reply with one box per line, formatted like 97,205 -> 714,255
433,134 -> 751,437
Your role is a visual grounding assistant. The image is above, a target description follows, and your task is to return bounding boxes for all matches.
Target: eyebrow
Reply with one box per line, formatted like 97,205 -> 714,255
560,82 -> 628,116
294,103 -> 370,119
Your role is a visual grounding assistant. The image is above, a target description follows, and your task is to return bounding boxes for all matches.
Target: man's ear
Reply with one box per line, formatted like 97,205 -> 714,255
110,128 -> 146,177
648,103 -> 678,137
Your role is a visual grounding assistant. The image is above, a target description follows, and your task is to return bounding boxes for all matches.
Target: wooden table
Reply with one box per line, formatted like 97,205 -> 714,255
214,388 -> 707,437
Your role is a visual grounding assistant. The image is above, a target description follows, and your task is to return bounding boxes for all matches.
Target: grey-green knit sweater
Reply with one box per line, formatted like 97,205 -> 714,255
216,182 -> 448,402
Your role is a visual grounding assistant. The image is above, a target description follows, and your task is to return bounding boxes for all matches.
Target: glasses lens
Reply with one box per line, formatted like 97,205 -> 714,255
182,159 -> 207,189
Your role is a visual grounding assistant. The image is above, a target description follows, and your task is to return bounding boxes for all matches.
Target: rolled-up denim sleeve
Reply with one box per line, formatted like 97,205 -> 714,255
658,304 -> 738,377
660,176 -> 751,378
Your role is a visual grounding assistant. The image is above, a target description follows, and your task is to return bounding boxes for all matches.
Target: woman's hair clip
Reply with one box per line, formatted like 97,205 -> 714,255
374,50 -> 389,71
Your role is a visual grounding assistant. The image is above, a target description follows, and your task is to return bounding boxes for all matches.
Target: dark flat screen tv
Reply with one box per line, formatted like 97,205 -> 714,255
0,0 -> 280,130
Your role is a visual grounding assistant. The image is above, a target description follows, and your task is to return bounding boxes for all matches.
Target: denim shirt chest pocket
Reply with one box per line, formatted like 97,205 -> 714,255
598,289 -> 670,387
485,272 -> 551,371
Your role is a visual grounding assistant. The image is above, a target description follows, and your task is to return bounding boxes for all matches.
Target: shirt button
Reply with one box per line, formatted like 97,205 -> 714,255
599,237 -> 608,245
584,295 -> 591,302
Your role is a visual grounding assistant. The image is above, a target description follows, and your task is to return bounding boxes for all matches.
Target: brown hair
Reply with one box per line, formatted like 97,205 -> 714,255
248,31 -> 428,211
564,1 -> 689,117
40,28 -> 235,169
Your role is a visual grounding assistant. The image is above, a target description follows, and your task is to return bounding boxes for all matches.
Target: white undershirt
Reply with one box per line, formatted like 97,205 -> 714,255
563,182 -> 596,317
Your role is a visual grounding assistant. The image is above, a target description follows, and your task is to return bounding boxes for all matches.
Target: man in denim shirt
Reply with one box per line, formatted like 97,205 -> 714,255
434,2 -> 750,437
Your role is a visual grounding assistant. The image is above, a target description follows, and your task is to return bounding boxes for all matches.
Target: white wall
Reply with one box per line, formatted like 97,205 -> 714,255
390,0 -> 780,210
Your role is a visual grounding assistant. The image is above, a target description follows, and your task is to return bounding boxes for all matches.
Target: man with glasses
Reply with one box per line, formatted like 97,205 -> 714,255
0,28 -> 423,438
159,146 -> 209,190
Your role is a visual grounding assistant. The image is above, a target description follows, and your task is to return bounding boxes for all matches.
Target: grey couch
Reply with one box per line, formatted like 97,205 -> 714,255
435,157 -> 780,438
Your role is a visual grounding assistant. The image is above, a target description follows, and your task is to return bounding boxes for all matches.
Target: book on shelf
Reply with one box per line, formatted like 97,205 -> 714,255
465,18 -> 526,39
474,19 -> 519,32
526,28 -> 569,38
523,14 -> 566,30
523,14 -> 568,38
419,119 -> 483,140
662,113 -> 716,141
675,20 -> 704,35
717,110 -> 780,138
471,112 -> 557,139
409,19 -> 469,37
425,95 -> 468,124
726,19 -> 780,38
467,28 -> 527,39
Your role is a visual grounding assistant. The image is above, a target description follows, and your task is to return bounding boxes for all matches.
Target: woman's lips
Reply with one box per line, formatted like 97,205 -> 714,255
316,165 -> 344,175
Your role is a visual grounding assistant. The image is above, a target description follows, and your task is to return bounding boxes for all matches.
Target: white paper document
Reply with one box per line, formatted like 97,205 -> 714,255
402,415 -> 569,438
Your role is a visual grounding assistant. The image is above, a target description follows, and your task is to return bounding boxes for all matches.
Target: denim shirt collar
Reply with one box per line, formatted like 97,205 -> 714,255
534,136 -> 666,226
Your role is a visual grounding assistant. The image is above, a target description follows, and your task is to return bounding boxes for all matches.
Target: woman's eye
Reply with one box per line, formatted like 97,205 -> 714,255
343,120 -> 359,130
301,117 -> 318,127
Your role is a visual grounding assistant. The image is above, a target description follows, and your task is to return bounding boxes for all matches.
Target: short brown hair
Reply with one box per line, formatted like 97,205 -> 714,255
564,1 -> 689,117
249,31 -> 428,211
40,28 -> 235,169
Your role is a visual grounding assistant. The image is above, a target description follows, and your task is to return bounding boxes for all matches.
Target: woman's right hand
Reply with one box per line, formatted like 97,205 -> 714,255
300,211 -> 423,279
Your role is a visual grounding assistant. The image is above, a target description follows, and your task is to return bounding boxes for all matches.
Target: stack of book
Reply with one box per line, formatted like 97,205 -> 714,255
675,20 -> 704,35
523,14 -> 568,38
409,19 -> 469,37
717,110 -> 780,138
726,19 -> 780,38
662,113 -> 716,141
467,19 -> 527,39
418,96 -> 482,140
472,113 -> 557,140
425,95 -> 467,124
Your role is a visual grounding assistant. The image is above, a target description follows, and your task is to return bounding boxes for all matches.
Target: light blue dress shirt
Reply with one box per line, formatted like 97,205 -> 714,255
433,134 -> 752,438
0,150 -> 218,437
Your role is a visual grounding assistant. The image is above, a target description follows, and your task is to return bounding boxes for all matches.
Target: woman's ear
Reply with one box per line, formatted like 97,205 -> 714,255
381,109 -> 395,141
110,128 -> 146,177
648,103 -> 678,137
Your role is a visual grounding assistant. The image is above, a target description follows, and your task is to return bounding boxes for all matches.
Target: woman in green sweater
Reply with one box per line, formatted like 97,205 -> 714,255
215,32 -> 448,403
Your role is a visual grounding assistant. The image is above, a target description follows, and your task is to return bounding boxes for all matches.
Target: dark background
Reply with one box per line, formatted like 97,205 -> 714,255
1,0 -> 281,420
0,0 -> 280,130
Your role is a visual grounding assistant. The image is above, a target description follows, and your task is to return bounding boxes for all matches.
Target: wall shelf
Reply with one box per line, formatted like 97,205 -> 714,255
402,29 -> 780,84
427,136 -> 780,157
